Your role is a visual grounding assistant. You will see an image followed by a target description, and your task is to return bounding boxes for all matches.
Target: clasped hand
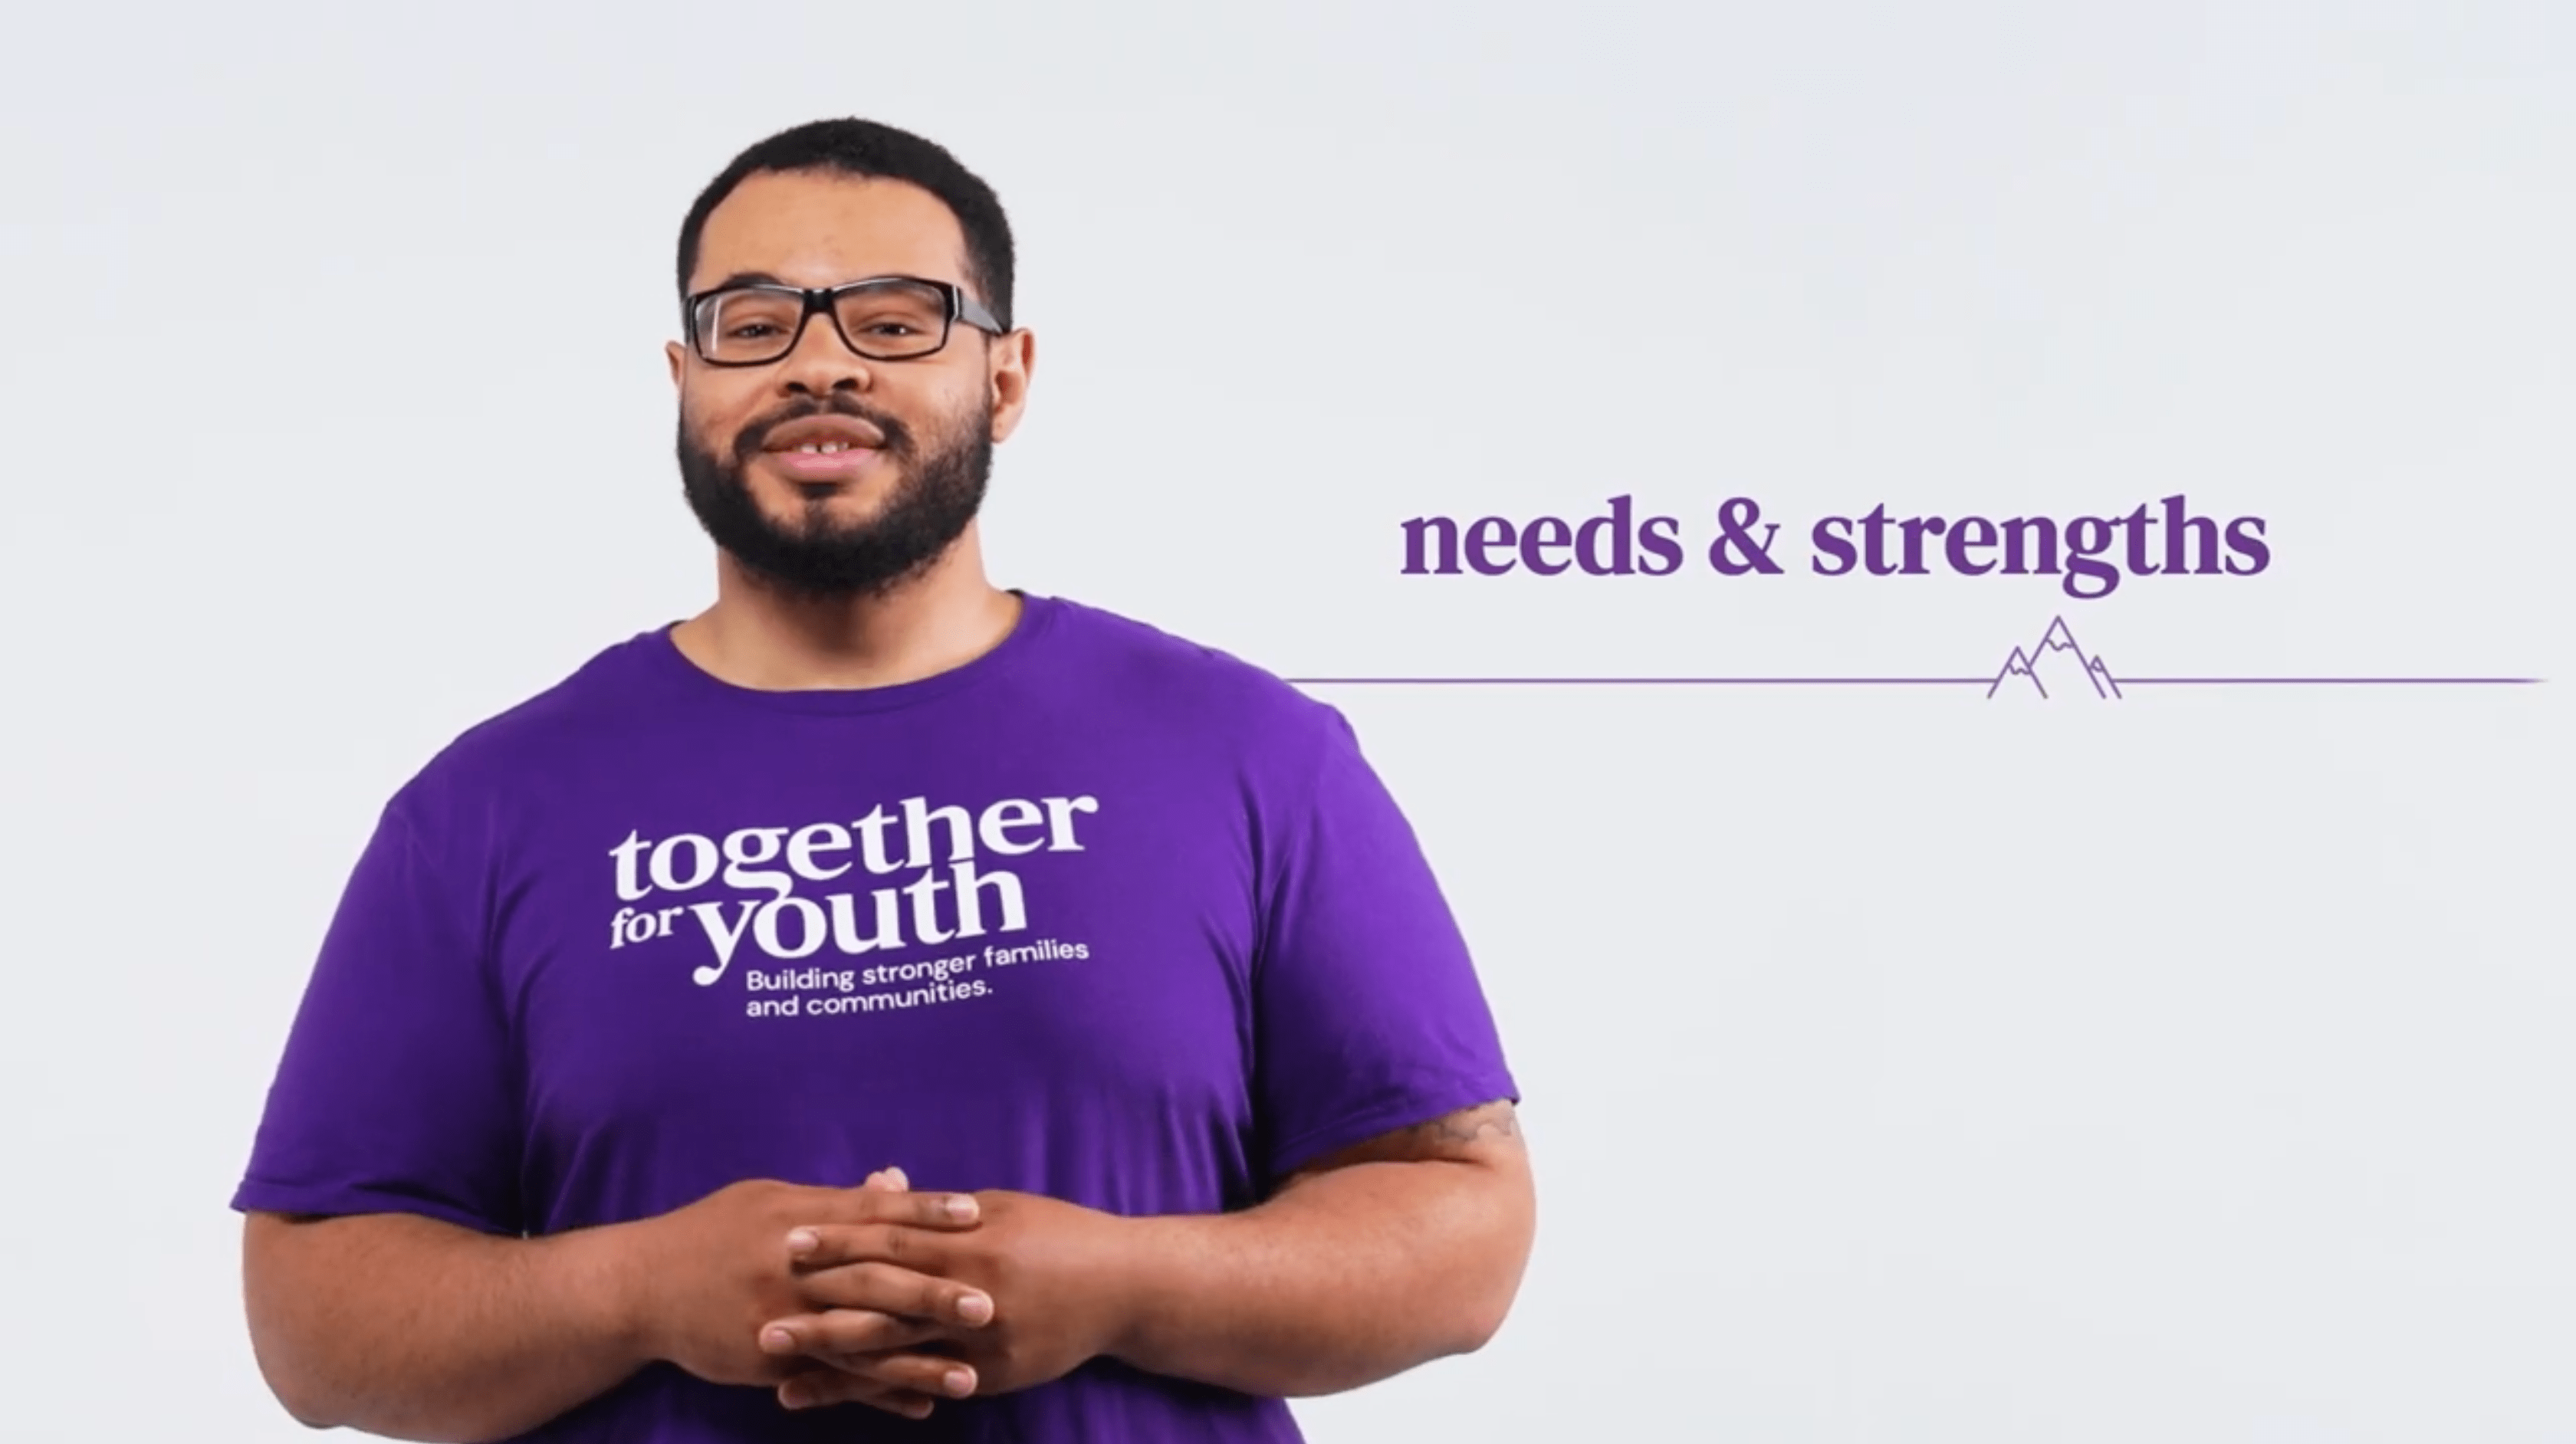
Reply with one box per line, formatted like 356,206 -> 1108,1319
756,1169 -> 1133,1419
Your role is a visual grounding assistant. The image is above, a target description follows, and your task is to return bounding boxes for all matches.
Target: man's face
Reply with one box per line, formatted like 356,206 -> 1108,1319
669,170 -> 1026,599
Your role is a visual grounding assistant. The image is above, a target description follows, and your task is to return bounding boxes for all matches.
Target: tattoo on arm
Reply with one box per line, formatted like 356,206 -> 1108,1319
1409,1101 -> 1521,1151
1296,1099 -> 1523,1176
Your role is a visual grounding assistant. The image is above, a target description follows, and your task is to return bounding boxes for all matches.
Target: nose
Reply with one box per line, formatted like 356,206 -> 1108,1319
774,307 -> 872,397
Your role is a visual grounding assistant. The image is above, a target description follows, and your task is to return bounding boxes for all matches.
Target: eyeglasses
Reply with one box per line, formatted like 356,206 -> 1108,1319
683,275 -> 1004,366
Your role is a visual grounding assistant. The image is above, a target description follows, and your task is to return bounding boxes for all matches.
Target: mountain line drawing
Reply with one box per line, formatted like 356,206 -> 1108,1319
1281,617 -> 2538,693
1987,616 -> 2124,701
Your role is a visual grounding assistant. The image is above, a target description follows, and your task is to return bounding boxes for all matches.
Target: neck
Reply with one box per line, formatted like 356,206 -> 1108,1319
669,523 -> 1022,691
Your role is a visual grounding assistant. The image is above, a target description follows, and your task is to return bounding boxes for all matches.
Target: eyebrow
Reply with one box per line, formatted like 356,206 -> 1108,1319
697,270 -> 971,295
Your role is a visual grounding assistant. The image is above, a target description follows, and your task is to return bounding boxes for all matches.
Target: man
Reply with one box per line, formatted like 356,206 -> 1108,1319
232,117 -> 1533,1442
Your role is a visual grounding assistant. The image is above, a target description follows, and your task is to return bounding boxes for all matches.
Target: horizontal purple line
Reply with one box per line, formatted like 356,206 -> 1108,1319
1286,677 -> 1996,686
1288,676 -> 2542,687
2121,678 -> 2541,685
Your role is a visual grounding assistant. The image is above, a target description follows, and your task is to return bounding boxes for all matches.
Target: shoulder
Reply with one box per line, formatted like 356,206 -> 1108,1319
379,631 -> 668,848
1036,596 -> 1350,751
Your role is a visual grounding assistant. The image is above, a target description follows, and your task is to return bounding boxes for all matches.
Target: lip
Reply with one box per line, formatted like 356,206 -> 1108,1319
760,415 -> 889,451
762,445 -> 885,484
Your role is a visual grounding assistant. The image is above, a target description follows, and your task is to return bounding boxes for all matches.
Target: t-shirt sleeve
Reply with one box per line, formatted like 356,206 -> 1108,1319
1250,704 -> 1518,1183
231,785 -> 524,1235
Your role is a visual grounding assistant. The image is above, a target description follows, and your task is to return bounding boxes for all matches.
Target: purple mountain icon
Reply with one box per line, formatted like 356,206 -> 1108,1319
1988,617 -> 2123,700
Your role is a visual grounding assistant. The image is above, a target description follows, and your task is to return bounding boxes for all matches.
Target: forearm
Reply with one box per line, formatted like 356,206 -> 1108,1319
1107,1157 -> 1534,1397
242,1211 -> 649,1442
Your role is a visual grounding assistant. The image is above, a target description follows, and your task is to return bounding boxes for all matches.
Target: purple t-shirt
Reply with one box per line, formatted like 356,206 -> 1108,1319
233,593 -> 1516,1443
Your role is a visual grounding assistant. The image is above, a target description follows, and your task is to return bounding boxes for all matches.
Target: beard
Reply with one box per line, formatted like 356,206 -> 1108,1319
677,391 -> 992,601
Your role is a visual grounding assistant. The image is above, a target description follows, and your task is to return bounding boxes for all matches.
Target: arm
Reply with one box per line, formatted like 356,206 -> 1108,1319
236,798 -> 987,1434
765,1101 -> 1536,1406
245,1178 -> 991,1442
1108,1099 -> 1535,1396
243,1211 -> 647,1444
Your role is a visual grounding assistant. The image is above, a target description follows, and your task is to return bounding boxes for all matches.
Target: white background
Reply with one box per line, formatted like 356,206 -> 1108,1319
4,2 -> 2571,1439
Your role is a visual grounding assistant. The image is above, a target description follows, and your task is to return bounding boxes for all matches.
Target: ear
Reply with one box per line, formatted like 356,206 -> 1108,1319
665,340 -> 687,389
987,329 -> 1037,444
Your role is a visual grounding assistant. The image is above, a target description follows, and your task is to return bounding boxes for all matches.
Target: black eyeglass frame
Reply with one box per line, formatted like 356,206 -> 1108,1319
682,275 -> 1006,366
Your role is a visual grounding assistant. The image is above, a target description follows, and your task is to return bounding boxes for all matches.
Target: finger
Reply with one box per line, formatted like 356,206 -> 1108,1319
780,1206 -> 975,1270
768,1341 -> 975,1408
787,1219 -> 956,1274
861,1167 -> 909,1191
787,1192 -> 978,1254
778,1370 -> 945,1418
808,1347 -> 979,1400
757,1307 -> 946,1357
776,1257 -> 993,1327
790,1259 -> 994,1327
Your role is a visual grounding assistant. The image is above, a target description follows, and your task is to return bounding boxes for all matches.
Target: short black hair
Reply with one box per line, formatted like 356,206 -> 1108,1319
675,118 -> 1015,330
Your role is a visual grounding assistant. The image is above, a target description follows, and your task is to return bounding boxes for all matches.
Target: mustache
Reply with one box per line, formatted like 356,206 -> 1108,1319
731,395 -> 913,462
